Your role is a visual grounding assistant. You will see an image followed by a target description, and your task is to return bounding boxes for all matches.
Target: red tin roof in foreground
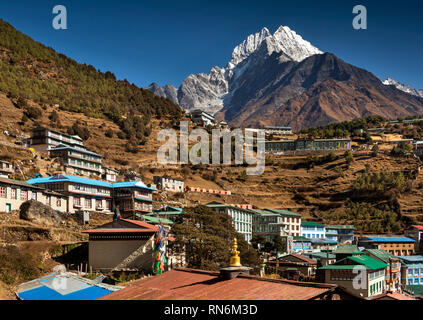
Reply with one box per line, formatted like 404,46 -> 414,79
98,268 -> 336,300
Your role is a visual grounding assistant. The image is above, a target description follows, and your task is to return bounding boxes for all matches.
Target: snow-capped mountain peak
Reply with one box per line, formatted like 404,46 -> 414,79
383,78 -> 423,98
147,26 -> 323,113
229,27 -> 271,68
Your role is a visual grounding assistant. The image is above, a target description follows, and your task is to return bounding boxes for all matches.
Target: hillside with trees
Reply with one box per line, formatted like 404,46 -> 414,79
0,19 -> 183,144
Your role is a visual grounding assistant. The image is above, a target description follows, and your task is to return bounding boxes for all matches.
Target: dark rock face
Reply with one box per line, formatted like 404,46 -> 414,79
19,200 -> 63,227
217,53 -> 423,130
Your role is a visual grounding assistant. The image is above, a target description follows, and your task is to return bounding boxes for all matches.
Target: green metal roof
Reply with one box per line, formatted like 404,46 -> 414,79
348,255 -> 388,270
293,236 -> 311,242
301,221 -> 324,227
319,265 -> 358,270
251,209 -> 280,217
141,215 -> 173,225
266,209 -> 301,217
335,245 -> 361,254
305,252 -> 336,259
406,285 -> 423,296
363,249 -> 398,263
320,255 -> 387,270
325,225 -> 355,230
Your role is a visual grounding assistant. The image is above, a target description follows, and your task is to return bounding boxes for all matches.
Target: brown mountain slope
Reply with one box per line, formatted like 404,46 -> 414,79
219,53 -> 423,130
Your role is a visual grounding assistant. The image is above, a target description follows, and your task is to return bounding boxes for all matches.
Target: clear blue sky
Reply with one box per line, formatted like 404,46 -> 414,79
0,0 -> 422,89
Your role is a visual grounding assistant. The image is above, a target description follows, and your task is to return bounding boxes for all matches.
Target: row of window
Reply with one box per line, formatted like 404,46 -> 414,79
72,184 -> 111,196
408,278 -> 423,285
69,158 -> 101,169
228,209 -> 253,223
369,270 -> 385,280
73,197 -> 111,210
0,186 -> 35,201
370,281 -> 384,296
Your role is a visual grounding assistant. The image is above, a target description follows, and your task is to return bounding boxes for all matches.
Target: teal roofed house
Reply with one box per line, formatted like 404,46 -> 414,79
146,206 -> 186,222
334,244 -> 362,261
27,174 -> 155,217
362,249 -> 402,292
324,225 -> 355,244
301,221 -> 325,240
318,255 -> 388,299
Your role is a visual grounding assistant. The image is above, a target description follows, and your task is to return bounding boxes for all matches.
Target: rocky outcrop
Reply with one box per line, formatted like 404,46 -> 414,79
19,200 -> 63,227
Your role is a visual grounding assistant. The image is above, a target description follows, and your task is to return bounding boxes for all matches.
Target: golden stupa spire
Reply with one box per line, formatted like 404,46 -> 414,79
229,238 -> 242,267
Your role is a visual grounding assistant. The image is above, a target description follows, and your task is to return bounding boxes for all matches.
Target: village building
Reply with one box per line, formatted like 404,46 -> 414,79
358,236 -> 415,256
267,253 -> 318,280
30,127 -> 85,154
310,238 -> 338,252
334,244 -> 362,261
252,209 -> 288,242
146,206 -> 185,223
303,252 -> 337,267
26,174 -> 154,216
153,176 -> 184,192
264,126 -> 293,136
318,255 -> 387,299
49,144 -> 103,178
206,202 -> 254,242
265,209 -> 301,237
266,138 -> 352,153
293,236 -> 313,253
362,249 -> 402,292
324,225 -> 355,244
404,225 -> 423,253
0,177 -> 67,213
301,221 -> 326,239
101,167 -> 119,182
82,219 -> 159,272
0,160 -> 14,178
399,255 -> 423,286
190,109 -> 215,126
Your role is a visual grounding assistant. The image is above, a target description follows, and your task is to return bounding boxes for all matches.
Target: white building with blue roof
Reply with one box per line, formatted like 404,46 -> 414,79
27,174 -> 155,216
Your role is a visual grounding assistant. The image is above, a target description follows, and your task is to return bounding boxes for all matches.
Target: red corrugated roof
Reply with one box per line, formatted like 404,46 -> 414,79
411,225 -> 423,231
98,268 -> 336,300
371,292 -> 417,300
82,219 -> 158,234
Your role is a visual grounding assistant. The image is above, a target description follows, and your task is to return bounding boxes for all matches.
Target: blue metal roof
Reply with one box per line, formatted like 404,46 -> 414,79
18,283 -> 113,300
399,255 -> 423,264
16,273 -> 120,300
27,174 -> 156,191
365,236 -> 415,243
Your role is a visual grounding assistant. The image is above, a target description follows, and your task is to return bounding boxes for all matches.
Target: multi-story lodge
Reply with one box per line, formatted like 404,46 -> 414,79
362,249 -> 402,292
318,255 -> 387,299
30,127 -> 85,154
358,237 -> 415,256
206,202 -> 254,242
266,138 -> 352,153
301,221 -> 326,240
190,109 -> 215,127
404,225 -> 423,253
0,160 -> 14,178
399,255 -> 423,286
252,209 -> 288,242
153,176 -> 184,192
49,144 -> 103,177
264,126 -> 293,136
325,225 -> 355,244
0,177 -> 67,213
26,174 -> 154,216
